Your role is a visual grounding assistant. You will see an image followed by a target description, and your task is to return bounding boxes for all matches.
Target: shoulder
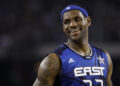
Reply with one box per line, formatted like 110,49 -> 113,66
102,50 -> 112,67
40,53 -> 61,72
90,44 -> 103,52
101,49 -> 113,72
91,44 -> 105,56
38,53 -> 61,79
95,45 -> 112,65
91,44 -> 113,73
91,44 -> 108,56
34,53 -> 61,86
92,45 -> 112,65
42,53 -> 60,63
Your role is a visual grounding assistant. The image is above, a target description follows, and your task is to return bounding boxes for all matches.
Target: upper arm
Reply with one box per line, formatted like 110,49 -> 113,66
104,50 -> 113,86
33,53 -> 61,86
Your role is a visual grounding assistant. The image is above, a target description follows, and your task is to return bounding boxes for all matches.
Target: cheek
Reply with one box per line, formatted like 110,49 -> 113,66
64,25 -> 68,29
63,25 -> 69,32
78,19 -> 87,26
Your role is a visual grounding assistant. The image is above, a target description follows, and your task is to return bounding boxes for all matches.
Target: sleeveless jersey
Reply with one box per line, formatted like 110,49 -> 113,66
53,44 -> 109,86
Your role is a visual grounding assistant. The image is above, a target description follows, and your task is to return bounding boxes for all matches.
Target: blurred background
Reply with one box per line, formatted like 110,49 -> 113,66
0,0 -> 120,86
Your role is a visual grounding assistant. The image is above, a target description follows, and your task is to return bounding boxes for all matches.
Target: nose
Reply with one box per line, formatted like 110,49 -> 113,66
69,20 -> 77,29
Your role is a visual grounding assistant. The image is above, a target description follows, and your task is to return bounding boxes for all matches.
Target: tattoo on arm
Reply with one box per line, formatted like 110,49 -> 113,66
33,53 -> 60,86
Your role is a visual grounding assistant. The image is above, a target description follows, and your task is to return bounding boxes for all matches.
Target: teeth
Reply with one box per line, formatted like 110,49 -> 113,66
69,28 -> 81,33
71,30 -> 78,33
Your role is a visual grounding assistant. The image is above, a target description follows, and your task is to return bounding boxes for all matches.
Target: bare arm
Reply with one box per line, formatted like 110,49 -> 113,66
33,53 -> 61,86
104,51 -> 113,86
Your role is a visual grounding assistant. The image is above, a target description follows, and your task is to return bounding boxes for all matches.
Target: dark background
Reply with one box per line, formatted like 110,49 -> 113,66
0,0 -> 120,86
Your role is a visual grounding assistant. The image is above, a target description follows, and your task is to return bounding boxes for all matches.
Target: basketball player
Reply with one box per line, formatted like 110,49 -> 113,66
33,5 -> 113,86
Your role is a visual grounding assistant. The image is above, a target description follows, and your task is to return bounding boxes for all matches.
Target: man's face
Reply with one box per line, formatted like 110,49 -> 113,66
62,10 -> 91,41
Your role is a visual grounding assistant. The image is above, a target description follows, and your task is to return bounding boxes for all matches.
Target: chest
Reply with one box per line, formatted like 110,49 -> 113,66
59,49 -> 108,78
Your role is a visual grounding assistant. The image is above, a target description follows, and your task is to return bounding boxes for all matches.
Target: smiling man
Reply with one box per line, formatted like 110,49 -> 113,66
33,5 -> 113,86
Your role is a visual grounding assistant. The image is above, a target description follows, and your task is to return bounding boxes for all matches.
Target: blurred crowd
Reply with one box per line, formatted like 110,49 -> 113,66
0,0 -> 120,86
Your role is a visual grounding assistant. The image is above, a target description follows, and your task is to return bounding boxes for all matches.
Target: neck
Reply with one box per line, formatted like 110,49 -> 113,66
66,39 -> 90,56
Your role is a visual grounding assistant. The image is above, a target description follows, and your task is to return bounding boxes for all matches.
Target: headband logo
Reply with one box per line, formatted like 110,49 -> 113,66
66,6 -> 70,10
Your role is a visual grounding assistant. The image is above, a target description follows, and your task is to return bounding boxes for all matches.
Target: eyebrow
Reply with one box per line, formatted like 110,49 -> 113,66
64,18 -> 70,21
63,16 -> 83,21
74,16 -> 83,19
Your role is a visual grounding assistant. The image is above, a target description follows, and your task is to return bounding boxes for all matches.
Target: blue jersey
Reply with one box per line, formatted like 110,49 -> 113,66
53,44 -> 108,86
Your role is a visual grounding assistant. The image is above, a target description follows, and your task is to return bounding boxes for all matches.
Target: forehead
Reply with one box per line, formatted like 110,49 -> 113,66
63,10 -> 85,20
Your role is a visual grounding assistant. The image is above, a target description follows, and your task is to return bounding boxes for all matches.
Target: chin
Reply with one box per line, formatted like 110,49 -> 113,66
70,36 -> 82,42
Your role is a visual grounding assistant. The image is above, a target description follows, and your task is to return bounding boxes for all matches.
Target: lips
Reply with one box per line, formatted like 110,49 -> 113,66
71,30 -> 80,36
71,30 -> 78,33
67,27 -> 82,35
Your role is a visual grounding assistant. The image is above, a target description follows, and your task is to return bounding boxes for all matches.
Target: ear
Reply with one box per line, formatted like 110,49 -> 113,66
86,16 -> 91,26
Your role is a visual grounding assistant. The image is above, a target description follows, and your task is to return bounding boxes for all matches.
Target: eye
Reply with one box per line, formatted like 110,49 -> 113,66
64,19 -> 70,24
74,16 -> 82,22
